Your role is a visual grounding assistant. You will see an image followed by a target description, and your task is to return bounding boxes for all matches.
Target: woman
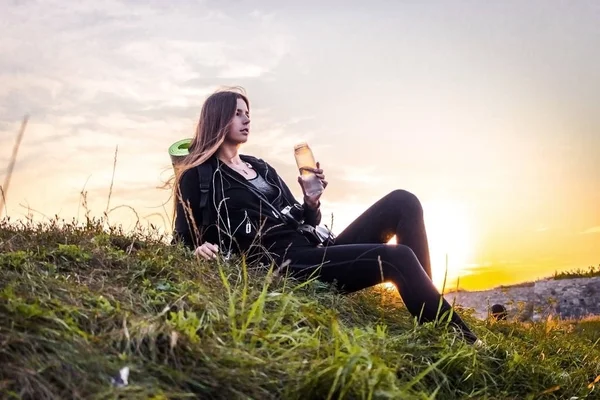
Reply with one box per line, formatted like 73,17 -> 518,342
172,88 -> 479,344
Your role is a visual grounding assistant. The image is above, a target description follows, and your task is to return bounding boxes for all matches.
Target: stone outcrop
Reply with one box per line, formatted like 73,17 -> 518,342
444,276 -> 600,321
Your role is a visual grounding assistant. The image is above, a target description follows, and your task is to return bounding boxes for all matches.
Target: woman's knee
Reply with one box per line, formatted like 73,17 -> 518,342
380,244 -> 422,277
385,189 -> 423,215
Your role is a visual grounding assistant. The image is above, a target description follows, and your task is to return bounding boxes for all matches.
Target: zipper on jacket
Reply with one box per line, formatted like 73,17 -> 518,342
244,211 -> 252,234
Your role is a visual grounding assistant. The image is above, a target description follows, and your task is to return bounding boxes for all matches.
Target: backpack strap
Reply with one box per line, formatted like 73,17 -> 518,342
196,162 -> 213,227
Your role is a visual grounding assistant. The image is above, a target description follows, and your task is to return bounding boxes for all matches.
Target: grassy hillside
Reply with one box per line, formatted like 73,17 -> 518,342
1,217 -> 600,399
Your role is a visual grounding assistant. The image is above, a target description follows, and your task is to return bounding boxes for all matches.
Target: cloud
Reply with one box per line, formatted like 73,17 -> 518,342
0,1 -> 293,122
581,226 -> 600,235
0,1 -> 296,228
340,166 -> 384,185
218,64 -> 266,79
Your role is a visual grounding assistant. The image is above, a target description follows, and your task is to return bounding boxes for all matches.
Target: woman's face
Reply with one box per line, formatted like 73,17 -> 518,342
226,98 -> 250,144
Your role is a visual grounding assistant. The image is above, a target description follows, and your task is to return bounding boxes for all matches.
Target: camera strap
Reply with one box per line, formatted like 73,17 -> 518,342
219,162 -> 335,246
220,164 -> 290,222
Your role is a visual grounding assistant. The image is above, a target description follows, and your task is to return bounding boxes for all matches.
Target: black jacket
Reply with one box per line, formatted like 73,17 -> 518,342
173,154 -> 321,263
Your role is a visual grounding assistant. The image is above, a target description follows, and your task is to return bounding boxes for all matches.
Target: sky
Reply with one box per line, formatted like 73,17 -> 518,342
1,0 -> 599,291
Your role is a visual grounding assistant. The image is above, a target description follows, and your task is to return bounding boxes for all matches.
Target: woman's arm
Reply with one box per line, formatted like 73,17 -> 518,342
269,163 -> 322,227
302,201 -> 322,227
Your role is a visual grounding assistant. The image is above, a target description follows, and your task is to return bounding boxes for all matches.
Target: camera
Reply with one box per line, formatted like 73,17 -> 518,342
280,204 -> 336,246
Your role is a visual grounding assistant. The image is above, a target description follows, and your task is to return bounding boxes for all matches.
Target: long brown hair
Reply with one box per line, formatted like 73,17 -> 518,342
169,87 -> 250,228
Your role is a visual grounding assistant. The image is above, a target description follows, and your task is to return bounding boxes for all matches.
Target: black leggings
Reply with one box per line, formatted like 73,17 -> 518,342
283,190 -> 477,343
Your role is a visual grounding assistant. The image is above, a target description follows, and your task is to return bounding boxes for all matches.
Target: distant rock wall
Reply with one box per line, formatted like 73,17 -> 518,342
444,276 -> 600,321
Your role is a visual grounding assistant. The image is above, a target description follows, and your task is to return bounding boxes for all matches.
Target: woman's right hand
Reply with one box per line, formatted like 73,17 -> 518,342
194,242 -> 219,260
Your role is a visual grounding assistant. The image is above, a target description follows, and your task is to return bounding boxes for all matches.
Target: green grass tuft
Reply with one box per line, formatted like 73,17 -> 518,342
2,216 -> 600,399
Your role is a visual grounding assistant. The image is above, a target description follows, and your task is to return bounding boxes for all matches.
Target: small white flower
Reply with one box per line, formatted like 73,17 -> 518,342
111,366 -> 130,387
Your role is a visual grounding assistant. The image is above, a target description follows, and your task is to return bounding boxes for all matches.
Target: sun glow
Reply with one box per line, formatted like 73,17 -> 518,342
422,200 -> 475,291
325,198 -> 476,293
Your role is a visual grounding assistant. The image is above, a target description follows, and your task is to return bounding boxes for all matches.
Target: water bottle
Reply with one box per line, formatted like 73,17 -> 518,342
294,142 -> 324,197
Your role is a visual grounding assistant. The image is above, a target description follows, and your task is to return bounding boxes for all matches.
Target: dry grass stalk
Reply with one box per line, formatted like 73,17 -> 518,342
1,115 -> 29,218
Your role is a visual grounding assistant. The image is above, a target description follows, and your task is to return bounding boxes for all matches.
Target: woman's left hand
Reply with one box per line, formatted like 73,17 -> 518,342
298,161 -> 328,209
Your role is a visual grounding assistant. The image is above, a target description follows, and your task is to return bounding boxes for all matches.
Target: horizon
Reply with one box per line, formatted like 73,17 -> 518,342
1,1 -> 598,292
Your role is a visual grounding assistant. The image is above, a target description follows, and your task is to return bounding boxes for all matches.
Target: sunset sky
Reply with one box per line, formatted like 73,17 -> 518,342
1,1 -> 598,291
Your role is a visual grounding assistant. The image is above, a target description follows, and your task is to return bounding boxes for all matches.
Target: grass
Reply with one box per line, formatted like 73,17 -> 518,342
1,216 -> 600,399
553,265 -> 600,281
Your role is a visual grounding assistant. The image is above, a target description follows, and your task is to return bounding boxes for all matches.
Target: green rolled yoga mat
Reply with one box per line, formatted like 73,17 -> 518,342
168,138 -> 192,165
